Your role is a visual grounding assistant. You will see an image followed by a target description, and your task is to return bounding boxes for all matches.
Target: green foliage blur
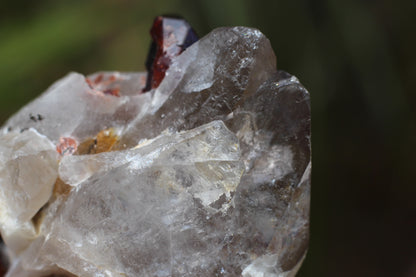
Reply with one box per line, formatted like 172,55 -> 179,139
0,0 -> 415,276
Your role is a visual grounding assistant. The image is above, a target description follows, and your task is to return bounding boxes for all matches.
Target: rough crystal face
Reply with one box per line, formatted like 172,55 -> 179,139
0,26 -> 310,277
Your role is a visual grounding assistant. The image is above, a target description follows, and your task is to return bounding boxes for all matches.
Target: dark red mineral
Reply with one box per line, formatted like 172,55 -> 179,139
143,16 -> 198,92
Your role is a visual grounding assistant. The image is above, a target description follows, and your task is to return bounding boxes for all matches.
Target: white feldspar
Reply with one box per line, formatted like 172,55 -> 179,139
0,128 -> 58,256
0,26 -> 311,276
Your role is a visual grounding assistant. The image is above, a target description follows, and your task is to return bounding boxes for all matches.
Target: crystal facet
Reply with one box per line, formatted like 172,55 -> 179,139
0,25 -> 310,277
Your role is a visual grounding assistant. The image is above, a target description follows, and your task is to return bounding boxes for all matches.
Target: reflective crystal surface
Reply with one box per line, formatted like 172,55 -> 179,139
0,26 -> 310,277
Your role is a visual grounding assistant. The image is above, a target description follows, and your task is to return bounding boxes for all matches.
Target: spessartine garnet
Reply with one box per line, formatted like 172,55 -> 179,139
143,16 -> 199,92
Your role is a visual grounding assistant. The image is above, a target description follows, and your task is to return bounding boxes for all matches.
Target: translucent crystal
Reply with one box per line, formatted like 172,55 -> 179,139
0,26 -> 310,277
0,129 -> 58,256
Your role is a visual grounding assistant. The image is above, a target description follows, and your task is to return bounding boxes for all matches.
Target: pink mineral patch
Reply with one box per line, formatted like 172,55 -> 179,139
85,74 -> 121,97
56,137 -> 78,156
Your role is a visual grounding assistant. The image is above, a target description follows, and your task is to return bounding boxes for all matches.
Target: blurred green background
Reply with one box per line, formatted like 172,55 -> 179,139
0,0 -> 415,276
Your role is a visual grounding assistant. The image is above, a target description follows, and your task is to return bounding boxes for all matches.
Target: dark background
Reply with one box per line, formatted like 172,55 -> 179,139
0,0 -> 414,276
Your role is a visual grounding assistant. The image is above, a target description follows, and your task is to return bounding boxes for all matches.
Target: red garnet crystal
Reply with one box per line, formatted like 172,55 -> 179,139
143,16 -> 198,92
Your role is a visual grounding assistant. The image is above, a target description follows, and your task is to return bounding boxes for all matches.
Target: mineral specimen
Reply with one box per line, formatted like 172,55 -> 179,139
0,20 -> 310,277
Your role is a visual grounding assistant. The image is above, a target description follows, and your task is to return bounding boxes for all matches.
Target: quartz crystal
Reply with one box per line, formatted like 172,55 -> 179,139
0,24 -> 310,277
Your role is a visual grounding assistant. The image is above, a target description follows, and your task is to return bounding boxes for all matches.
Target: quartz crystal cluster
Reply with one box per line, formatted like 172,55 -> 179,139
0,17 -> 310,277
